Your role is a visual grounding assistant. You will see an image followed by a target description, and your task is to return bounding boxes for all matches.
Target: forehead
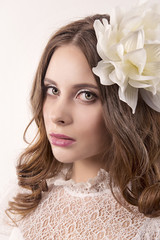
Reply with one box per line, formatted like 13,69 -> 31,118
45,45 -> 97,86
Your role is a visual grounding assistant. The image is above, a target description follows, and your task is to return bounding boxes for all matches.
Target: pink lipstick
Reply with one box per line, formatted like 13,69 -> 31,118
49,133 -> 76,147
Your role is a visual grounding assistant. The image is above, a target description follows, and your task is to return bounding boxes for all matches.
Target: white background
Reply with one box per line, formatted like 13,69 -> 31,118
0,0 -> 131,192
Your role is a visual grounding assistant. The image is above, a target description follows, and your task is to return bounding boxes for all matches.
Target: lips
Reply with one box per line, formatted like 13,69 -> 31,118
49,133 -> 76,147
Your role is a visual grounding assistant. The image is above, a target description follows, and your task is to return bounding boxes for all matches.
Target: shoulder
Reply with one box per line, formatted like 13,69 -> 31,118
0,227 -> 24,240
8,227 -> 24,240
0,178 -> 19,240
135,216 -> 160,239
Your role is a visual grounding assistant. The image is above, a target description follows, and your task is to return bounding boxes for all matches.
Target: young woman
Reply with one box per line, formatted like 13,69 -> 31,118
1,1 -> 160,239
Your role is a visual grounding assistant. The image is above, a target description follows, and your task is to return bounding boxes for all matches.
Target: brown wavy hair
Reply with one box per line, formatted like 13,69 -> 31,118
7,14 -> 160,221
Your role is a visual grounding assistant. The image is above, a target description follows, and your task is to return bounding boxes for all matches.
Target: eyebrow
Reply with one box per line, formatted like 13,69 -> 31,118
44,78 -> 99,90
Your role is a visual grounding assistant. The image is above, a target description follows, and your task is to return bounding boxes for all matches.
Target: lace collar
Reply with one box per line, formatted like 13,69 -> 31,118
48,166 -> 110,194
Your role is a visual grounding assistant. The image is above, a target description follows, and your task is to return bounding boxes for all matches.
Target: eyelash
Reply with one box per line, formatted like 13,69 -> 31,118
43,85 -> 98,102
75,89 -> 97,102
44,85 -> 59,96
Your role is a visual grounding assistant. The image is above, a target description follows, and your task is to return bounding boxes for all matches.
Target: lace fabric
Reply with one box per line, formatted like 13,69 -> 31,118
15,166 -> 160,240
51,167 -> 111,195
0,178 -> 19,239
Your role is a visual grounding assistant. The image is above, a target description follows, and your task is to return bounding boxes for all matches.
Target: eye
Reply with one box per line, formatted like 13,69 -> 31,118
44,85 -> 59,96
76,90 -> 97,102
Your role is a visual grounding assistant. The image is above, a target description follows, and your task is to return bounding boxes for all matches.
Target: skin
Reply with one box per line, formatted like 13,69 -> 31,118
43,44 -> 109,182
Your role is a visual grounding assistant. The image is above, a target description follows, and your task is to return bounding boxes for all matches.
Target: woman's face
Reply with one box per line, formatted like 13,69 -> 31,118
43,45 -> 108,164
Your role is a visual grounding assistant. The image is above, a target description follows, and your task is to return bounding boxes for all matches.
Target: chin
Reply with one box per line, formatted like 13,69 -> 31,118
51,146 -> 78,164
55,158 -> 74,164
52,152 -> 75,164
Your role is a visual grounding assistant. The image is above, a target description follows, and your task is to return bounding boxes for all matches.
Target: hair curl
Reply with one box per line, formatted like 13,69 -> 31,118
7,14 -> 160,221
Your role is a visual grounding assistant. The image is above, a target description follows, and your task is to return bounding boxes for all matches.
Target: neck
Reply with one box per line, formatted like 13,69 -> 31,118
71,157 -> 103,183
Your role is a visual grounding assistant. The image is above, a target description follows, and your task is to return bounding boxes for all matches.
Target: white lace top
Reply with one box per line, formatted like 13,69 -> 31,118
0,166 -> 160,240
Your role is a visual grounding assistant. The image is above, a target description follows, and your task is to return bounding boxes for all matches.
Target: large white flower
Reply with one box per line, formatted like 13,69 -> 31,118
93,0 -> 160,113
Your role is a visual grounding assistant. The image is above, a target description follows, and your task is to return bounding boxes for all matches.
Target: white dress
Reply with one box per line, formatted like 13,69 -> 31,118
0,166 -> 160,240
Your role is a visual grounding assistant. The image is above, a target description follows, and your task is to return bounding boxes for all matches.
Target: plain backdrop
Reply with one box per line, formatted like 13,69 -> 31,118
0,0 -> 131,192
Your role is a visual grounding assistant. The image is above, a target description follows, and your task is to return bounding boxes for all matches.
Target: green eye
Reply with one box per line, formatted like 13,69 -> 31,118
76,90 -> 97,102
45,86 -> 59,96
85,92 -> 94,100
51,87 -> 59,95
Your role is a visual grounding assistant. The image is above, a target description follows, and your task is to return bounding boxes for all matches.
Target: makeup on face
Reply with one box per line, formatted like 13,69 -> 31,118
43,45 -> 108,165
49,133 -> 76,147
43,78 -> 99,105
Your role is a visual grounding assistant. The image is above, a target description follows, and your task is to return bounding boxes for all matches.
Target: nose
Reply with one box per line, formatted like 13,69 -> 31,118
50,98 -> 73,126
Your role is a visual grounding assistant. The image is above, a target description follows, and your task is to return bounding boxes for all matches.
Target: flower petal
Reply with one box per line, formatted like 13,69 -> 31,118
93,20 -> 110,59
119,84 -> 138,113
102,18 -> 110,28
117,44 -> 124,60
93,19 -> 107,38
140,89 -> 160,112
143,78 -> 160,94
92,61 -> 113,85
106,43 -> 124,61
129,80 -> 152,89
122,30 -> 145,53
145,44 -> 160,62
125,48 -> 146,74
110,6 -> 125,26
109,61 -> 127,89
120,16 -> 142,34
143,62 -> 160,76
92,0 -> 160,114
93,19 -> 102,33
128,74 -> 155,81
129,76 -> 160,94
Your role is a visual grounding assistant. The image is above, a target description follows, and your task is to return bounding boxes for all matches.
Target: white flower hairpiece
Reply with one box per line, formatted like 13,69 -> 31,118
92,0 -> 160,113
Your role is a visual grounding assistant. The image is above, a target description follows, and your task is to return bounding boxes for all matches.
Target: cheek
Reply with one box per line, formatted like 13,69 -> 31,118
76,105 -> 106,138
42,101 -> 50,129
